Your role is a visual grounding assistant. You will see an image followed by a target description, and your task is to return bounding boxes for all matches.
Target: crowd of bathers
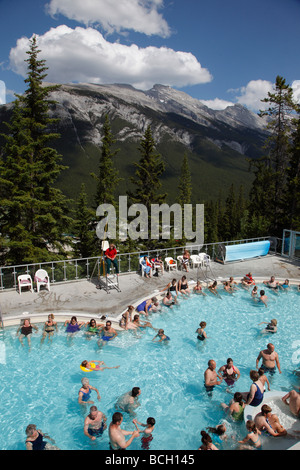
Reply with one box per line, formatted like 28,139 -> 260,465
16,271 -> 300,450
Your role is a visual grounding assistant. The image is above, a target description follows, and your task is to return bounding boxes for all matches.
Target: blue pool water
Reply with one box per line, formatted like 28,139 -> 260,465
0,284 -> 299,450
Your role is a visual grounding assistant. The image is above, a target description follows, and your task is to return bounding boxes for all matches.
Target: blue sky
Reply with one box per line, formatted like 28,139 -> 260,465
1,0 -> 300,111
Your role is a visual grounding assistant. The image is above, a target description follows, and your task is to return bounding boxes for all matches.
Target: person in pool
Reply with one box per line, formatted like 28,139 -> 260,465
17,318 -> 38,348
97,320 -> 118,345
204,360 -> 223,395
258,319 -> 277,334
152,329 -> 170,343
221,392 -> 245,422
218,358 -> 240,387
115,387 -> 141,416
196,321 -> 207,341
256,343 -> 281,375
163,291 -> 176,307
41,314 -> 58,344
193,281 -> 206,296
78,377 -> 101,405
85,319 -> 104,338
84,405 -> 107,441
64,316 -> 85,335
241,370 -> 265,407
25,424 -> 59,450
81,360 -> 120,371
133,417 -> 156,450
282,388 -> 300,418
109,412 -> 140,450
238,420 -> 262,450
279,279 -> 290,290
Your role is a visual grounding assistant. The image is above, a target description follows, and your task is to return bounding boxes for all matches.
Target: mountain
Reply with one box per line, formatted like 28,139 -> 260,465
0,83 -> 268,205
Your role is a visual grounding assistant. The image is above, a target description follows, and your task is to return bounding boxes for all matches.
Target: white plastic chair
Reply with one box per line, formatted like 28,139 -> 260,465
34,269 -> 50,292
198,253 -> 211,266
165,257 -> 177,271
139,257 -> 152,277
18,274 -> 33,294
190,254 -> 202,269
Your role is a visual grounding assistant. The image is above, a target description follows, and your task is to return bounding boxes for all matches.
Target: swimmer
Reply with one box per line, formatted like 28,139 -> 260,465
132,314 -> 157,330
133,417 -> 156,450
119,306 -> 135,330
193,281 -> 206,296
256,343 -> 281,375
196,321 -> 207,341
109,412 -> 140,450
115,388 -> 141,416
152,329 -> 170,342
238,420 -> 262,450
85,319 -> 103,338
258,319 -> 277,334
97,321 -> 118,345
228,276 -> 238,290
218,358 -> 240,387
84,406 -> 107,441
78,377 -> 101,405
198,430 -> 218,450
263,275 -> 279,290
279,279 -> 290,290
163,291 -> 175,307
258,367 -> 271,392
206,424 -> 227,446
16,319 -> 38,348
41,314 -> 57,344
25,424 -> 59,450
223,281 -> 234,294
221,392 -> 245,422
81,360 -> 120,371
204,360 -> 223,396
64,316 -> 84,336
253,290 -> 268,307
208,280 -> 220,296
251,286 -> 258,298
161,278 -> 178,302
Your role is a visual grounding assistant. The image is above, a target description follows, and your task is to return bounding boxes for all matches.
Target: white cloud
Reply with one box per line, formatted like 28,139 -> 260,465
46,0 -> 171,37
235,79 -> 274,111
292,80 -> 300,104
199,98 -> 234,110
0,80 -> 6,104
9,26 -> 212,90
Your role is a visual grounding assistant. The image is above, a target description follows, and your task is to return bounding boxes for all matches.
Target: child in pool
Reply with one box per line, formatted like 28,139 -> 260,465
238,420 -> 262,450
133,417 -> 156,450
81,360 -> 120,371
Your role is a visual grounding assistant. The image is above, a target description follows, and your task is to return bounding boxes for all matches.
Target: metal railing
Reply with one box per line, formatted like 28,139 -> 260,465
0,236 -> 278,291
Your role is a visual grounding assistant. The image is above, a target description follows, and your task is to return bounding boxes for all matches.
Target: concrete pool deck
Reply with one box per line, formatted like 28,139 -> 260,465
1,254 -> 300,327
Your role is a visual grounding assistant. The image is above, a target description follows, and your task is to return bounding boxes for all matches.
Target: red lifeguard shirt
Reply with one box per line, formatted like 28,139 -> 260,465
105,247 -> 117,259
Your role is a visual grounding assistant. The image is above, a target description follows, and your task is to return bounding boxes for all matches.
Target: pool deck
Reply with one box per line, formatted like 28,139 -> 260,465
1,253 -> 300,327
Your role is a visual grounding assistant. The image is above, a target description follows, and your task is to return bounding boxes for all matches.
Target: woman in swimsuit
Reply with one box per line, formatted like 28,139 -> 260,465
64,316 -> 84,336
198,430 -> 218,450
208,280 -> 219,296
152,329 -> 170,343
238,420 -> 262,449
41,314 -> 58,344
193,281 -> 206,296
16,319 -> 38,347
85,319 -> 103,338
25,424 -> 59,450
119,306 -> 135,330
196,321 -> 207,341
81,360 -> 120,371
221,392 -> 245,422
78,377 -> 101,405
241,370 -> 264,407
178,276 -> 190,296
218,358 -> 240,387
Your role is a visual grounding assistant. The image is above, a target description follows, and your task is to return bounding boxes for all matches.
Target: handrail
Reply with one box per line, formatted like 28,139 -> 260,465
0,236 -> 279,291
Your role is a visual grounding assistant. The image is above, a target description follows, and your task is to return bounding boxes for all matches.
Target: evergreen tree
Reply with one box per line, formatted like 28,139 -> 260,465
91,114 -> 121,207
257,75 -> 297,233
128,125 -> 167,248
284,111 -> 300,230
0,36 -> 70,264
177,152 -> 192,206
73,184 -> 96,258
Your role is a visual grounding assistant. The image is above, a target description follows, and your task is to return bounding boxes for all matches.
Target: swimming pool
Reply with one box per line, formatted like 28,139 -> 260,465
0,283 -> 299,450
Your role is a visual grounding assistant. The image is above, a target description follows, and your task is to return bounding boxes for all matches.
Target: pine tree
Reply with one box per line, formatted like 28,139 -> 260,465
177,152 -> 192,206
284,111 -> 300,230
258,75 -> 298,233
128,125 -> 167,248
0,36 -> 70,264
73,184 -> 96,258
91,114 -> 121,207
